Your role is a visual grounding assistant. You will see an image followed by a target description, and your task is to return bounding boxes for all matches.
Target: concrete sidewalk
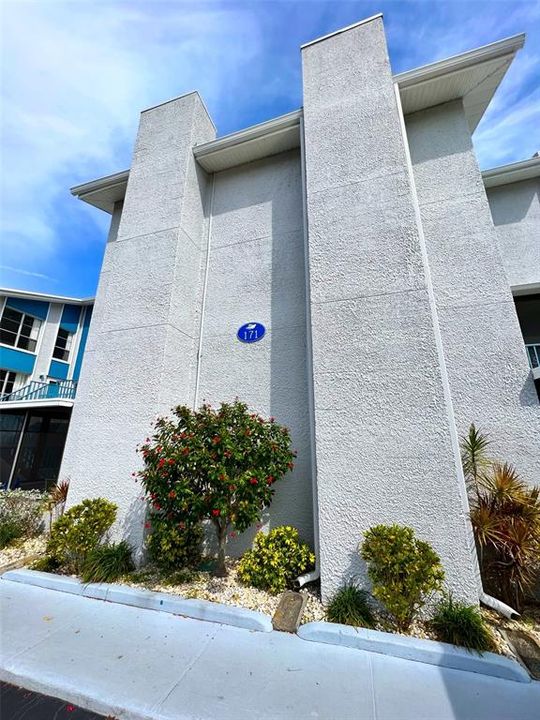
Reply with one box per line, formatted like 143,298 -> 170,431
1,580 -> 539,720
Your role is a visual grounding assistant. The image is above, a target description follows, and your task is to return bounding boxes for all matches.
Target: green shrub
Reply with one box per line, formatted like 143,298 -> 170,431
81,541 -> 134,583
146,517 -> 203,572
431,594 -> 495,653
47,498 -> 117,573
0,489 -> 45,547
326,583 -> 375,628
360,524 -> 445,631
0,519 -> 23,549
237,526 -> 315,595
137,400 -> 296,576
31,555 -> 60,572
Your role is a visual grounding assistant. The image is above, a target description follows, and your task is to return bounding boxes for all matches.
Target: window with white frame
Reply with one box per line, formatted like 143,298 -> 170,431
0,369 -> 17,396
52,327 -> 74,362
0,306 -> 42,352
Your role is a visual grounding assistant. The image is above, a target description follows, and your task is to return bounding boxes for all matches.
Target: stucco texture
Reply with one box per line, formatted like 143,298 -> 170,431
60,93 -> 215,554
302,17 -> 478,602
486,178 -> 540,289
406,100 -> 540,485
196,150 -> 314,551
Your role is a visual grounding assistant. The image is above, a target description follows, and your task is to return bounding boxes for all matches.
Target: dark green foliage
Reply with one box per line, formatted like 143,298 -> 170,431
326,583 -> 375,628
81,541 -> 134,583
47,498 -> 117,573
237,525 -> 315,594
31,555 -> 60,572
137,400 -> 296,576
146,516 -> 203,572
0,520 -> 23,549
361,524 -> 445,631
431,594 -> 495,653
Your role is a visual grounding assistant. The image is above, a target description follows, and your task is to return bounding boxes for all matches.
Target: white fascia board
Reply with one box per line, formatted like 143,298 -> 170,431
71,34 -> 526,210
0,399 -> 75,410
482,156 -> 540,188
395,33 -> 525,89
0,287 -> 94,305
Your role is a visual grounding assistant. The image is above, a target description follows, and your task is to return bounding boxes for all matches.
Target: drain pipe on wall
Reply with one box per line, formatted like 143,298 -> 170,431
479,592 -> 520,620
295,113 -> 320,591
193,172 -> 215,410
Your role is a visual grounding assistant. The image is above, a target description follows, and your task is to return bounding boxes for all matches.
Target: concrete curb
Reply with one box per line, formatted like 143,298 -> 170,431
297,622 -> 531,683
1,569 -> 273,633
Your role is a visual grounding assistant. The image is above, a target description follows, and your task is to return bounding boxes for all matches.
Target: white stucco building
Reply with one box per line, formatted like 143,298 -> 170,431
61,15 -> 539,601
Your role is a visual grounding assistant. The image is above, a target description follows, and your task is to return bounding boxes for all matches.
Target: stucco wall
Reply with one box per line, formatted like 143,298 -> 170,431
302,17 -> 478,602
196,150 -> 314,551
406,101 -> 540,485
486,178 -> 540,289
60,93 -> 215,553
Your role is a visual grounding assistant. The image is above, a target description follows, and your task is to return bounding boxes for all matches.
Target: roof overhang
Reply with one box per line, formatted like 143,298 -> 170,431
482,156 -> 540,188
71,33 -> 525,214
71,170 -> 129,214
396,33 -> 525,132
0,287 -> 94,305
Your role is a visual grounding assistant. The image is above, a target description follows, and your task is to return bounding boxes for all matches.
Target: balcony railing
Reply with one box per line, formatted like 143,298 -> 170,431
526,344 -> 540,370
0,379 -> 78,403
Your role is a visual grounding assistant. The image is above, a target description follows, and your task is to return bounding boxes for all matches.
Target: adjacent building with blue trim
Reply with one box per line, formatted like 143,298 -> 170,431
0,289 -> 94,490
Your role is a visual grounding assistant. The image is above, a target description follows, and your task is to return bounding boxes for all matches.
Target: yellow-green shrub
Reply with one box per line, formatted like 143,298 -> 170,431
47,498 -> 117,573
146,517 -> 203,572
237,526 -> 315,594
360,524 -> 444,631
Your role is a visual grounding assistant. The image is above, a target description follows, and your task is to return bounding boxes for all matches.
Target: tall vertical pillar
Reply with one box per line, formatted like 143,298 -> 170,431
61,93 -> 215,551
406,101 -> 540,483
302,16 -> 478,600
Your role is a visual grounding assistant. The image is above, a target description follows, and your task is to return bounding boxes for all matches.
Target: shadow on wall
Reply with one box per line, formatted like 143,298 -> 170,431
487,180 -> 539,226
197,149 -> 315,554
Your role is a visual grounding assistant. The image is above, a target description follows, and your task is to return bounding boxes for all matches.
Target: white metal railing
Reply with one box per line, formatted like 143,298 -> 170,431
525,344 -> 540,370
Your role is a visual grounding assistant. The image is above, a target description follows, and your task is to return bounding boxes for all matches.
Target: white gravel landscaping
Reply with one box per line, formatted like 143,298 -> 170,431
123,559 -> 326,624
0,536 -> 46,571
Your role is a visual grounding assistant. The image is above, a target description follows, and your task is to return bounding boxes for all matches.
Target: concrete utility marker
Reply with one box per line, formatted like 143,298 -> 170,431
2,575 -> 540,720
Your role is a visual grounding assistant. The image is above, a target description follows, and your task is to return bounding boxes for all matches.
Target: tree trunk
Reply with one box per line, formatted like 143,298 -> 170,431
215,524 -> 228,577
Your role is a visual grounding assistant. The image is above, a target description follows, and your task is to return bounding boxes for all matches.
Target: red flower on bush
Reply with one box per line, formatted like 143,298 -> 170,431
212,435 -> 221,444
249,477 -> 258,485
181,447 -> 190,456
212,509 -> 221,517
168,490 -> 176,499
158,458 -> 166,468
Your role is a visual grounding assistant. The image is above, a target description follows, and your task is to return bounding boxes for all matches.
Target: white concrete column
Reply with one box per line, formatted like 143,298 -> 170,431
302,16 -> 478,601
406,101 -> 540,483
60,93 -> 215,552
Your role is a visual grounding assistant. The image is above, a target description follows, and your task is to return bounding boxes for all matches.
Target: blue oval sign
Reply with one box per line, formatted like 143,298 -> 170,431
237,322 -> 265,344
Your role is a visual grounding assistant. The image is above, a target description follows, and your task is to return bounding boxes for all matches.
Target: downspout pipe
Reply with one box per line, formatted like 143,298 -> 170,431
479,592 -> 520,620
294,112 -> 320,592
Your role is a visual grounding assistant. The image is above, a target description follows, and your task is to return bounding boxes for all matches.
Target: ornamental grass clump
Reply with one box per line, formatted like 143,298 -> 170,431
360,524 -> 445,631
47,498 -> 117,574
431,594 -> 495,653
326,583 -> 375,628
137,400 -> 296,577
237,526 -> 315,594
81,540 -> 134,583
461,424 -> 540,611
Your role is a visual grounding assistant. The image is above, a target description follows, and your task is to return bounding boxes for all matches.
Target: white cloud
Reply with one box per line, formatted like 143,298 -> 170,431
0,0 -> 262,267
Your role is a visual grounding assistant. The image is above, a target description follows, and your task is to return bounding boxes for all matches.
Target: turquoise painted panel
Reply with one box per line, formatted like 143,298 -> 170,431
0,346 -> 36,374
6,297 -> 49,320
73,305 -> 93,381
60,304 -> 81,334
48,359 -> 69,380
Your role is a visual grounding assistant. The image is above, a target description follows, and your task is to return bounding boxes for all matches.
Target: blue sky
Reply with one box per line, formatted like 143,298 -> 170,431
1,0 -> 539,297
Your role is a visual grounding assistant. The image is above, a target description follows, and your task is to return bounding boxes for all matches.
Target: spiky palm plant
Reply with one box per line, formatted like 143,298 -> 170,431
461,424 -> 491,500
467,458 -> 540,611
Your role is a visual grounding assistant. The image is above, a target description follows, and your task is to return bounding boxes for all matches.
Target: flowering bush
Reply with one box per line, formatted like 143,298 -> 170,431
47,498 -> 117,573
137,401 -> 296,576
146,516 -> 203,572
237,526 -> 315,594
0,489 -> 45,548
360,524 -> 444,631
